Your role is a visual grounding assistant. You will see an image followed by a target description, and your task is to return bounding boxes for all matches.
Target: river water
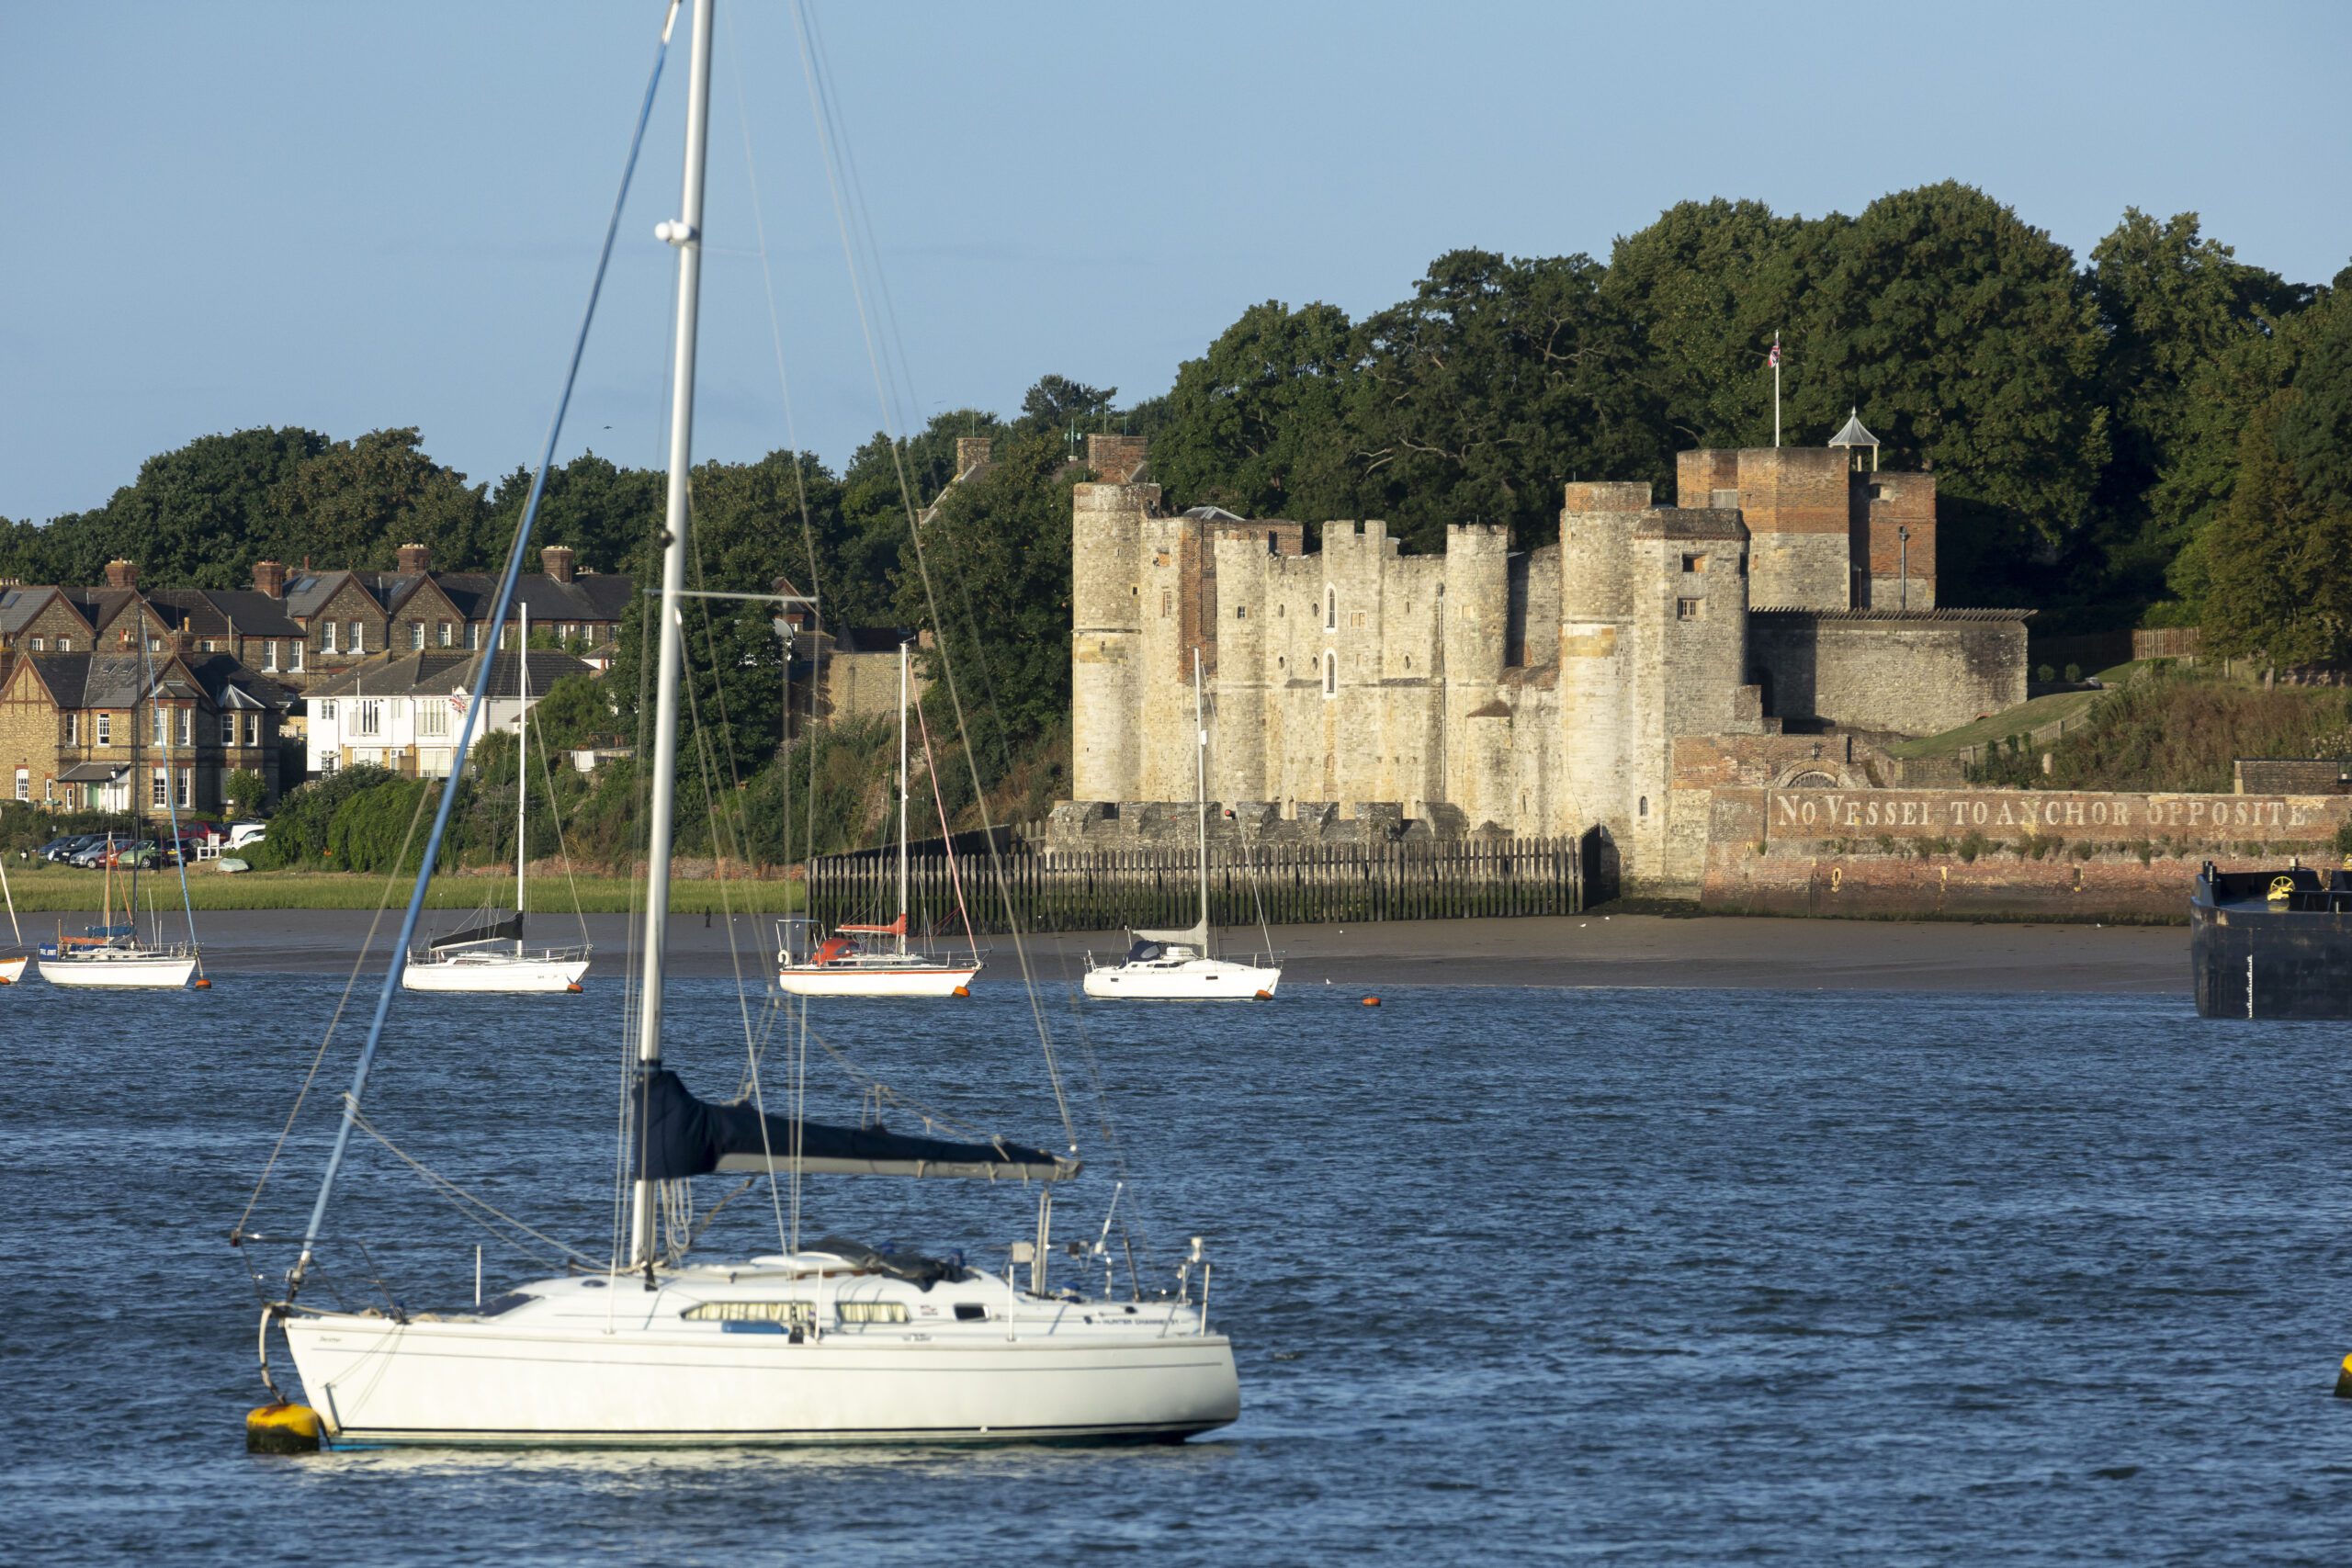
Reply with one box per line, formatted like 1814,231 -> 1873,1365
6,970 -> 2350,1563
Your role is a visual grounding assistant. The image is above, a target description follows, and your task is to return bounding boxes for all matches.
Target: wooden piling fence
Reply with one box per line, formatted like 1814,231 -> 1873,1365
805,832 -> 1585,935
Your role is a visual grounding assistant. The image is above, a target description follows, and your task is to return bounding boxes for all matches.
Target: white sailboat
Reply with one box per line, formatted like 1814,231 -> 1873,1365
777,640 -> 984,998
403,606 -> 592,994
43,633 -> 205,990
257,1 -> 1237,1448
37,833 -> 198,989
1083,650 -> 1283,1000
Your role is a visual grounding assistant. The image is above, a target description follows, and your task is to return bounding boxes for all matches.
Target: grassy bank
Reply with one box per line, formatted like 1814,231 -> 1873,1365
0,865 -> 803,914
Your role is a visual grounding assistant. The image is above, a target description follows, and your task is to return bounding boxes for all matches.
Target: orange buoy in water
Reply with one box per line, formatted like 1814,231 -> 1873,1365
952,985 -> 971,998
1252,989 -> 1272,1001
1362,996 -> 1381,1008
566,982 -> 584,994
194,977 -> 212,989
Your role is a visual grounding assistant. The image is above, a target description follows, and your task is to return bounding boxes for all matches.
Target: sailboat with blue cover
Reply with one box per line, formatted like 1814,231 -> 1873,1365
246,0 -> 1238,1447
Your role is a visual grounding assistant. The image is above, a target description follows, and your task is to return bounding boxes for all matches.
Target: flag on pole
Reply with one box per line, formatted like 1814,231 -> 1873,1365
1767,340 -> 1780,368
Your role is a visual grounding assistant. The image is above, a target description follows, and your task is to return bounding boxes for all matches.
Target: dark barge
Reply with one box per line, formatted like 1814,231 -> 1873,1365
2190,863 -> 2352,1018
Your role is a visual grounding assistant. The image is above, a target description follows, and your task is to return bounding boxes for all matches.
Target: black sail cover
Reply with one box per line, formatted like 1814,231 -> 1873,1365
431,912 -> 523,951
637,1069 -> 1077,1182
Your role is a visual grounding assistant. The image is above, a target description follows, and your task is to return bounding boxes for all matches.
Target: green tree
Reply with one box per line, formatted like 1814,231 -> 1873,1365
897,430 -> 1075,763
2200,389 -> 2352,666
481,452 -> 664,577
221,768 -> 268,818
2086,209 -> 2307,606
1151,299 -> 1364,523
263,428 -> 487,570
1772,184 -> 2109,600
1352,249 -> 1663,551
1016,374 -> 1116,434
1604,197 -> 1802,448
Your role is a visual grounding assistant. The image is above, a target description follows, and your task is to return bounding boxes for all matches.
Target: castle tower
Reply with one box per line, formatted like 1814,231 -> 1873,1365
1069,474 -> 1155,803
1675,446 -> 1850,609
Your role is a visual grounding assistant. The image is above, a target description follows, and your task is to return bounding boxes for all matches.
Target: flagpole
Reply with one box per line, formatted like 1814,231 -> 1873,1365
1772,331 -> 1781,448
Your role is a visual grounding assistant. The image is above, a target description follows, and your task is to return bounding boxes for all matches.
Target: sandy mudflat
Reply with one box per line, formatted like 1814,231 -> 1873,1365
175,909 -> 2188,993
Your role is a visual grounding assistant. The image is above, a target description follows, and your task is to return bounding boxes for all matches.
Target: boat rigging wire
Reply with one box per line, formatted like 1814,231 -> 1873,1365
287,6 -> 678,1294
784,0 -> 1077,1153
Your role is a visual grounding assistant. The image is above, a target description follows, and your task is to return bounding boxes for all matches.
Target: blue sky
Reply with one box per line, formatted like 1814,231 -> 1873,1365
4,0 -> 2346,525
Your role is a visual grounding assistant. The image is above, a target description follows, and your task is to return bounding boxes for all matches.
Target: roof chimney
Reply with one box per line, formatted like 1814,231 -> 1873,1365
396,542 -> 432,575
1085,434 -> 1148,482
253,559 -> 287,598
104,558 -> 138,591
955,436 -> 993,476
540,545 -> 576,585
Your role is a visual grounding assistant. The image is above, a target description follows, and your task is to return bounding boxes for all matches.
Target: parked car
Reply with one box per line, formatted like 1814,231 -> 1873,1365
38,834 -> 92,862
101,840 -> 158,869
68,838 -> 120,868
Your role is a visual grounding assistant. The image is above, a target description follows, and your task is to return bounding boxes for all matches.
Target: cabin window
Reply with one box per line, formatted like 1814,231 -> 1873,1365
1322,649 -> 1337,699
682,1300 -> 816,1326
836,1301 -> 910,1325
1677,598 -> 1702,621
1682,553 -> 1706,573
954,1303 -> 988,1322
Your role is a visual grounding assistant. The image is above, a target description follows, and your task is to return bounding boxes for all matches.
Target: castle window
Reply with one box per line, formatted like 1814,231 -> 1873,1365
1404,655 -> 1411,670
1160,589 -> 1172,619
1869,483 -> 1886,500
1677,598 -> 1702,621
1324,587 -> 1336,632
1711,488 -> 1738,509
1235,604 -> 1246,619
1321,649 -> 1336,698
1681,554 -> 1706,574
1639,795 -> 1648,818
1351,611 -> 1365,629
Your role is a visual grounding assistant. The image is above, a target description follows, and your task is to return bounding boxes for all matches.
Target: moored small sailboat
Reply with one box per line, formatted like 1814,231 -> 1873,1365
778,640 -> 983,998
402,606 -> 591,994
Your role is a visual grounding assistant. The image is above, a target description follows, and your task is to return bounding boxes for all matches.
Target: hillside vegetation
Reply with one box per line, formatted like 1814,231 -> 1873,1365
1971,666 -> 2352,794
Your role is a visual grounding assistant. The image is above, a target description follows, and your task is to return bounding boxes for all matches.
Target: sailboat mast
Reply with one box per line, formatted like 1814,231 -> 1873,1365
630,0 -> 713,1271
898,638 -> 909,956
516,604 -> 529,942
1193,648 -> 1208,943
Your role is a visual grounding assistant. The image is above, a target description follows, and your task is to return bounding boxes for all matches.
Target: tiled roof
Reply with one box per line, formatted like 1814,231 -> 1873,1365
303,649 -> 592,701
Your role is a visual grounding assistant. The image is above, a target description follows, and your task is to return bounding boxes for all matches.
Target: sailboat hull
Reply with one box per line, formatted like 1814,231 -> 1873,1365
0,954 -> 25,985
401,954 -> 592,993
775,961 -> 981,998
281,1315 -> 1238,1447
38,953 -> 196,988
1082,959 -> 1282,1000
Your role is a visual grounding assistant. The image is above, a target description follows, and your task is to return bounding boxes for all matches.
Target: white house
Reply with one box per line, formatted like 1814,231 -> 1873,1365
303,649 -> 592,780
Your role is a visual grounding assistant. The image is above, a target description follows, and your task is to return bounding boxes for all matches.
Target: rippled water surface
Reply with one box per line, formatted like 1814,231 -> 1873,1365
6,971 -> 2352,1563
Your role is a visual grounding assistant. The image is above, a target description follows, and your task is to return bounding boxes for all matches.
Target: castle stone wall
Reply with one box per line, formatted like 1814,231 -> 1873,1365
1748,611 -> 2027,738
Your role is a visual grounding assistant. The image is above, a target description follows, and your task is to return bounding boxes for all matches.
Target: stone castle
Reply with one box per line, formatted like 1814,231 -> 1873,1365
1055,424 -> 2030,893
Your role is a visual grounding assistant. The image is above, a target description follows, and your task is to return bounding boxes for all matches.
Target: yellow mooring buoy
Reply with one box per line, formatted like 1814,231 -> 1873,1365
2334,1354 -> 2352,1400
245,1402 -> 323,1454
